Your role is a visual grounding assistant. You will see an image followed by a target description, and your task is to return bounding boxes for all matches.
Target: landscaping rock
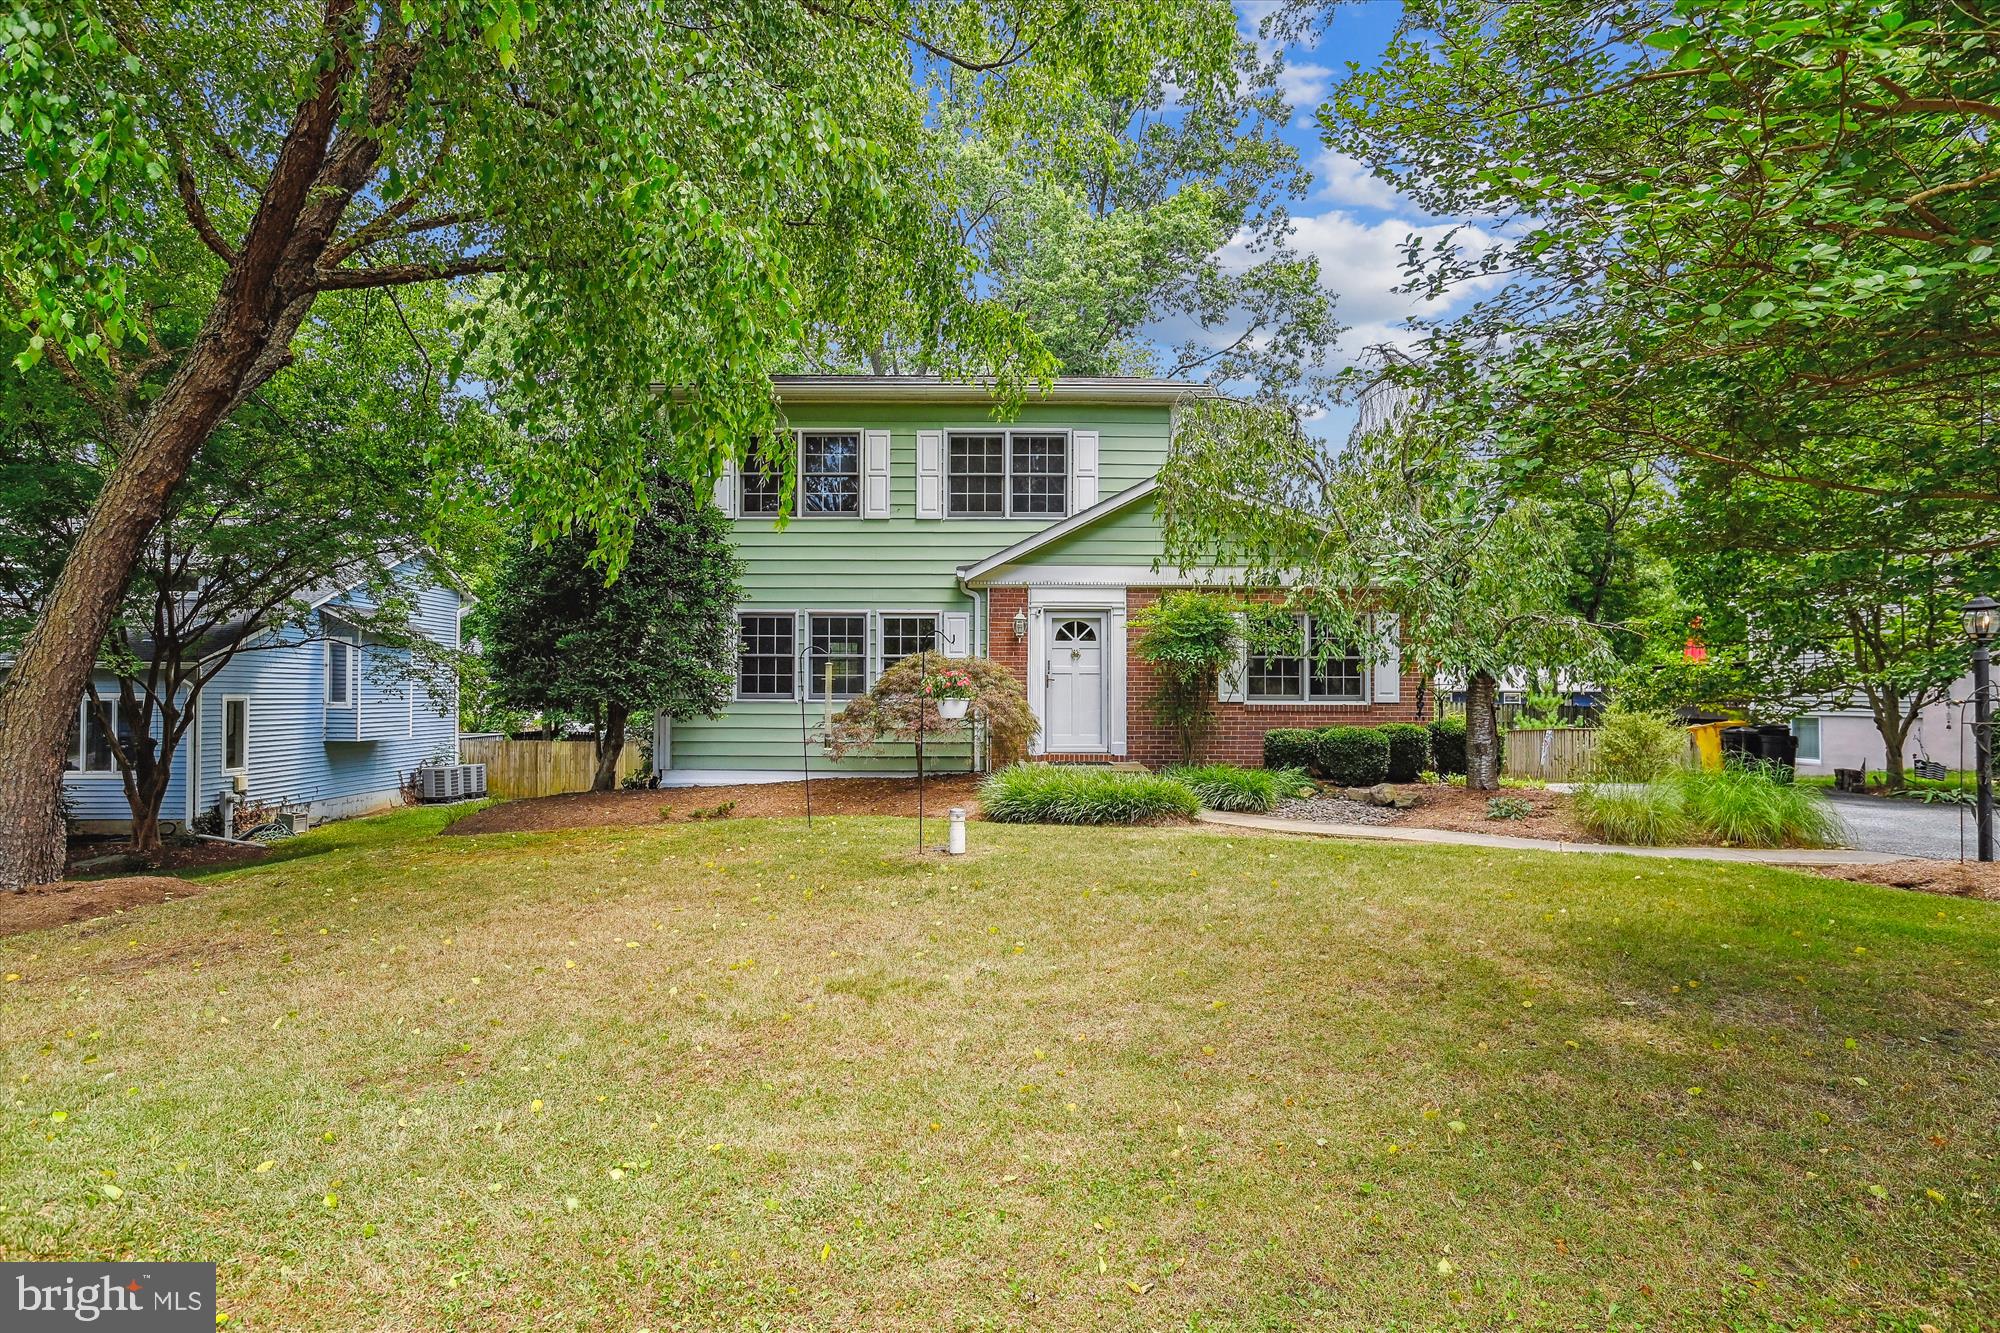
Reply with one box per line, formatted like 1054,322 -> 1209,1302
1337,784 -> 1420,810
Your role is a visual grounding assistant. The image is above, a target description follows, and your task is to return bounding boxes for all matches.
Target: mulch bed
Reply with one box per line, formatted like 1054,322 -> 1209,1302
1811,859 -> 2000,901
1,876 -> 209,939
1384,783 -> 1592,841
445,774 -> 987,837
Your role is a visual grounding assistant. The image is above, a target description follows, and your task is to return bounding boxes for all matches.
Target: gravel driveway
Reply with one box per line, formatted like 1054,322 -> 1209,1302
1825,791 -> 1985,860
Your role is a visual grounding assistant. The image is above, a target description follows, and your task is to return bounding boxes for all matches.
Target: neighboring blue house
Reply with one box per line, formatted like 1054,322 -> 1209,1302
53,554 -> 464,834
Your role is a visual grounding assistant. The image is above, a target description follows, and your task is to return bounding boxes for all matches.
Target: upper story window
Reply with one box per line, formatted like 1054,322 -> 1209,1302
946,430 -> 1068,518
1247,616 -> 1365,703
741,431 -> 862,517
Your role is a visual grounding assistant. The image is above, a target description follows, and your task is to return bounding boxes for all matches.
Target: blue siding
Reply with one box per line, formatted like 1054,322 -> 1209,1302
188,556 -> 461,823
61,671 -> 192,823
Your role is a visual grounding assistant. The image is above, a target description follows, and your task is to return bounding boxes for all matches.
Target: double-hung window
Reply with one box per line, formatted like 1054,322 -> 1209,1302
879,614 -> 939,671
740,434 -> 787,516
806,613 -> 868,700
736,613 -> 797,700
740,431 -> 863,517
66,698 -> 135,774
1247,615 -> 1366,703
1789,716 -> 1821,764
325,632 -> 357,707
946,430 -> 1068,518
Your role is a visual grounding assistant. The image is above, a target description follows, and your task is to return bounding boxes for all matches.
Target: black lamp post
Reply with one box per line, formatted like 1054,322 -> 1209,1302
1965,595 -> 1998,862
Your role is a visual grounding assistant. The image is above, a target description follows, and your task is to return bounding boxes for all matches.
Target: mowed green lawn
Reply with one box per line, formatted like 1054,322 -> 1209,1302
2,810 -> 1996,1330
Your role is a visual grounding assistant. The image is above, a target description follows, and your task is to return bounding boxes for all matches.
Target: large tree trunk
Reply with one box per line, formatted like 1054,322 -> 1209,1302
0,364 -> 240,888
0,30 -> 359,891
593,703 -> 630,792
1465,670 -> 1502,792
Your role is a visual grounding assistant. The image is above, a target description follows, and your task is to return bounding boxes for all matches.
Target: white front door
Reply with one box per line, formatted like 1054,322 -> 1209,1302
1045,614 -> 1107,752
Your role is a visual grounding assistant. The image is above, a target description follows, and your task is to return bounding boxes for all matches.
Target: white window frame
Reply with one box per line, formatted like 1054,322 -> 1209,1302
740,429 -> 866,519
324,630 -> 358,708
1790,716 -> 1822,765
877,611 -> 941,675
1245,614 -> 1368,706
944,429 -> 1070,519
69,697 -> 127,777
734,611 -> 799,702
221,695 -> 251,776
803,610 -> 870,702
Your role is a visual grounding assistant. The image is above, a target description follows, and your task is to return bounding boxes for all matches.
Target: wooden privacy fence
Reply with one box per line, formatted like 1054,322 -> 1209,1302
458,737 -> 644,799
1502,726 -> 1600,782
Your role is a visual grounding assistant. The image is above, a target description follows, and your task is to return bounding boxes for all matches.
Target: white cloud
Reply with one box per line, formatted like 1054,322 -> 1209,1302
1275,55 -> 1332,117
1310,147 -> 1405,212
1234,209 -> 1501,327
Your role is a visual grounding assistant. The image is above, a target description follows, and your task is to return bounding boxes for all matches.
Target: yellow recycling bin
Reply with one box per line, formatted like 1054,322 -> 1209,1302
1686,721 -> 1744,771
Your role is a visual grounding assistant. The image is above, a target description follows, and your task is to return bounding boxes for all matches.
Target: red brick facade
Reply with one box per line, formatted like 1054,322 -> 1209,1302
983,585 -> 1430,768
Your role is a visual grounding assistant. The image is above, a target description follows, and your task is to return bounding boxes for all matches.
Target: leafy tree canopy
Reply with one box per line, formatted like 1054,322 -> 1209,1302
1313,0 -> 2000,547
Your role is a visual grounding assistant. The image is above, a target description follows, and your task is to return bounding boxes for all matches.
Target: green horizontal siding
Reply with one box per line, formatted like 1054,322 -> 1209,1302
1023,495 -> 1165,565
667,400 -> 1170,774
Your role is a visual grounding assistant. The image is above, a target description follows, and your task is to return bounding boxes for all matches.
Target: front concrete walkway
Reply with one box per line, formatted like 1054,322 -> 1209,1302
1195,810 -> 1903,866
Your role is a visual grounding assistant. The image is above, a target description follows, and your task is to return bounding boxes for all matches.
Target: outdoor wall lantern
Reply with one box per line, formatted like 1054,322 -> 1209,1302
1963,595 -> 1997,862
1012,609 -> 1028,639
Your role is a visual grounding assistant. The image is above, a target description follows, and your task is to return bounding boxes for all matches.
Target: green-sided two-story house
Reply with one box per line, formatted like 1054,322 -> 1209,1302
651,375 -> 1427,784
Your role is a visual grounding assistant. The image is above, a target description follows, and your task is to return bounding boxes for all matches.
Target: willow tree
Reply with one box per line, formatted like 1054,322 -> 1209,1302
0,0 -> 1235,888
1159,396 -> 1603,790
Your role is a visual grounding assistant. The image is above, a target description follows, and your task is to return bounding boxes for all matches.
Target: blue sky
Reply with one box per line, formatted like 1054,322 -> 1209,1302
1204,2 -> 1494,440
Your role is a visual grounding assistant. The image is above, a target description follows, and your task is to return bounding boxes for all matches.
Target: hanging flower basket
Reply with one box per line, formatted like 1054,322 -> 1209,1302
922,665 -> 976,721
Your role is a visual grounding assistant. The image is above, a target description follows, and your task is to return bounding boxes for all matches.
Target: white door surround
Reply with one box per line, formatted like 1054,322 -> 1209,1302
1044,613 -> 1108,752
1024,588 -> 1129,757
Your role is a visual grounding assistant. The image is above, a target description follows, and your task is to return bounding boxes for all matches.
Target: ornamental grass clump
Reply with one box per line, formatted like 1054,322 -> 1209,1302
979,765 -> 1200,825
1576,765 -> 1845,848
1166,763 -> 1311,813
1575,782 -> 1692,847
1676,764 -> 1845,848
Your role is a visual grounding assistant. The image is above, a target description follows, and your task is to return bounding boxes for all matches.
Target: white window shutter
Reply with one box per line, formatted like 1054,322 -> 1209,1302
1218,612 -> 1248,702
1373,613 -> 1402,703
863,429 -> 892,518
940,611 -> 972,658
1070,429 -> 1098,511
712,459 -> 738,518
916,430 -> 944,518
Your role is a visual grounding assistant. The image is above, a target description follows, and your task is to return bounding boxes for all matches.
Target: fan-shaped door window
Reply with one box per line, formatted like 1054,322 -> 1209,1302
1054,619 -> 1097,645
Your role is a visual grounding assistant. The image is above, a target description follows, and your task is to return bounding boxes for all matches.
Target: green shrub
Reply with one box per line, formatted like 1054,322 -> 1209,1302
1486,795 -> 1533,821
1263,728 -> 1319,771
1314,726 -> 1390,786
1575,783 -> 1692,846
1676,766 -> 1844,848
1167,763 -> 1304,813
1380,723 -> 1431,783
980,764 -> 1200,825
1428,716 -> 1468,776
1590,706 -> 1687,782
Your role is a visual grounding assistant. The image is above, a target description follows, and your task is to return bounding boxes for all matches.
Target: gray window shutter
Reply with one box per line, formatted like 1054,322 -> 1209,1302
916,430 -> 944,518
1070,429 -> 1098,511
1373,613 -> 1402,703
1218,611 -> 1248,702
863,429 -> 892,518
712,459 -> 738,518
940,610 -> 972,658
